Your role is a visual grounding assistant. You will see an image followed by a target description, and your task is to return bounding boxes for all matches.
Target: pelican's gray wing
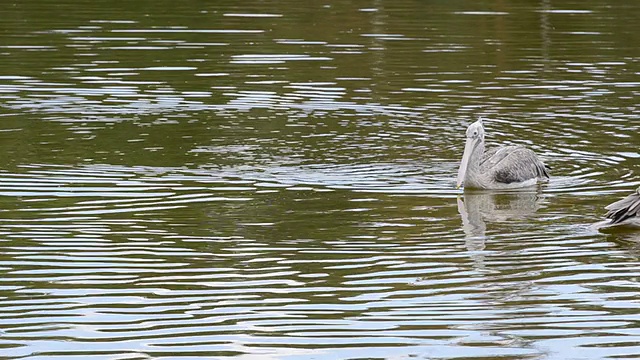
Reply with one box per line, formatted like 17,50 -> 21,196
605,187 -> 640,224
480,147 -> 499,163
480,146 -> 549,184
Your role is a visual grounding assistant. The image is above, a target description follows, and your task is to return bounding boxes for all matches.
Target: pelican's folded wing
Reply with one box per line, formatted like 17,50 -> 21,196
605,188 -> 640,224
481,146 -> 549,184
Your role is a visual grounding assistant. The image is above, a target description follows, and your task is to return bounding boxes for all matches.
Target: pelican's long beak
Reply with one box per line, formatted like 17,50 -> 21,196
456,136 -> 477,189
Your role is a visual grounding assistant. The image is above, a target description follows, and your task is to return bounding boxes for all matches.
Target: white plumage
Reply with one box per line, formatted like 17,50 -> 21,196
456,118 -> 549,190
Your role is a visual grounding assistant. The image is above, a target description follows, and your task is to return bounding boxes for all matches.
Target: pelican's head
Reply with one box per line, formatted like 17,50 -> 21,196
465,118 -> 485,140
456,118 -> 485,189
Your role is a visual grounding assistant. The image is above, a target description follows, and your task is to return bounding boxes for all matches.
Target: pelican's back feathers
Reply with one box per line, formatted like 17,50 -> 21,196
480,146 -> 549,185
605,188 -> 640,225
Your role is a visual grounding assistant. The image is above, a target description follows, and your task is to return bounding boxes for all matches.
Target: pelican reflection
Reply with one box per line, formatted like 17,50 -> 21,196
458,190 -> 544,240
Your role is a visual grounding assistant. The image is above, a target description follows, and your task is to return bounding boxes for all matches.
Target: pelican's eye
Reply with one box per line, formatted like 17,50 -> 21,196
473,131 -> 478,137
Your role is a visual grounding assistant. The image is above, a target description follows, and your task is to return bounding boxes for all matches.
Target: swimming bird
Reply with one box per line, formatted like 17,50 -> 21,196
604,187 -> 640,227
456,117 -> 549,190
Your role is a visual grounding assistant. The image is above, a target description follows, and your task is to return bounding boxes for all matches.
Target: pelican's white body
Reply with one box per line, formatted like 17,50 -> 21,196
456,118 -> 549,190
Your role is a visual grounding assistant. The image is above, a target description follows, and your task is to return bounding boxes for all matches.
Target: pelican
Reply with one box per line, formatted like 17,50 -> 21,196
604,187 -> 640,227
456,118 -> 549,190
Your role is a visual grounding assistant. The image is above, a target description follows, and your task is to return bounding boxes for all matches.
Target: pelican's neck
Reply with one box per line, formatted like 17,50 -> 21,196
465,139 -> 486,187
468,139 -> 485,172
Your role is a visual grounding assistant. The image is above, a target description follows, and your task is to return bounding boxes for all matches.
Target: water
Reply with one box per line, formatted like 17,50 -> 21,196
1,1 -> 640,359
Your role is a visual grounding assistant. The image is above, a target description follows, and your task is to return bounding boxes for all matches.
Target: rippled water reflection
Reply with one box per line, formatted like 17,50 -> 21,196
1,1 -> 640,359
